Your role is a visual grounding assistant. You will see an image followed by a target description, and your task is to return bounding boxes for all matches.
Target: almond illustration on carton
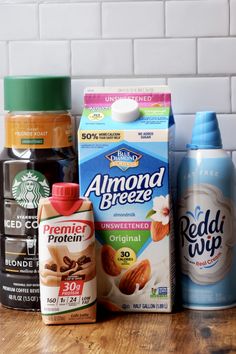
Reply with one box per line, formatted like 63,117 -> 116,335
146,195 -> 170,242
101,245 -> 122,276
151,221 -> 169,242
119,259 -> 151,295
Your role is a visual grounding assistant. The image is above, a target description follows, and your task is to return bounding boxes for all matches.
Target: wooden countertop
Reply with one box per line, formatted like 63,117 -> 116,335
1,304 -> 236,354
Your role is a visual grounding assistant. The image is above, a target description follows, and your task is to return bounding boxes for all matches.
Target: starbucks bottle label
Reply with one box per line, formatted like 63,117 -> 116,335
12,170 -> 50,209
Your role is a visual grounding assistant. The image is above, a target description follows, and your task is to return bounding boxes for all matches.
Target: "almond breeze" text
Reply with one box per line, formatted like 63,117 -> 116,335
85,169 -> 165,210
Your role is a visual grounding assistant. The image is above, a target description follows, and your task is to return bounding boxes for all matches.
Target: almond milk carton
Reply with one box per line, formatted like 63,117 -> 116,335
78,87 -> 175,312
38,183 -> 96,324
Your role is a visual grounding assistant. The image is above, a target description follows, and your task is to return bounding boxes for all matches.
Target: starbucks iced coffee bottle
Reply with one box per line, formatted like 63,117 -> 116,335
0,76 -> 77,310
178,111 -> 236,309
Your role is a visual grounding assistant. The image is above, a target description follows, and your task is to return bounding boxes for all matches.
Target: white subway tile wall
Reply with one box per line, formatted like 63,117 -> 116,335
166,0 -> 228,38
198,38 -> 236,74
9,41 -> 70,75
72,79 -> 103,114
0,43 -> 7,78
0,80 -> 4,114
104,78 -> 166,87
0,0 -> 235,171
168,77 -> 231,114
0,4 -> 38,40
232,77 -> 236,112
231,0 -> 236,35
134,39 -> 196,75
102,2 -> 164,38
71,40 -> 133,76
40,4 -> 101,39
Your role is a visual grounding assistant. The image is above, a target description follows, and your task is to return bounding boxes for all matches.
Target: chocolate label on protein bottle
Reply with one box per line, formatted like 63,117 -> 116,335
12,169 -> 50,209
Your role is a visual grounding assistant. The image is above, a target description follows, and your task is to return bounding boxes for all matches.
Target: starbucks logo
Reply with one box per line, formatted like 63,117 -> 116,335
12,170 -> 50,209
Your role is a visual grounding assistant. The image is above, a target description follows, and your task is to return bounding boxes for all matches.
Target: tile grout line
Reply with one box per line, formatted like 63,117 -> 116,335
163,0 -> 167,38
196,38 -> 198,75
132,39 -> 135,76
69,40 -> 72,77
6,41 -> 10,76
100,2 -> 103,39
37,2 -> 40,40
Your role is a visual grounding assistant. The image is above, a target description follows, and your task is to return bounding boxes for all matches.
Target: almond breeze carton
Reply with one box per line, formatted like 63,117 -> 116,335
78,86 -> 175,312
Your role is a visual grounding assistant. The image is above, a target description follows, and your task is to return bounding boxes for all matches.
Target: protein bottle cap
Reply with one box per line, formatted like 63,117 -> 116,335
52,183 -> 79,201
187,111 -> 222,150
111,99 -> 140,122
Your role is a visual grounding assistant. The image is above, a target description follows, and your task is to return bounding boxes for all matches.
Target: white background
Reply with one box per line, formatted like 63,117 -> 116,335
0,0 -> 236,172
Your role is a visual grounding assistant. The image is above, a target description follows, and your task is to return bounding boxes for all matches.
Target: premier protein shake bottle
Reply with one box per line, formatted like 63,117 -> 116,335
38,183 -> 96,325
0,76 -> 77,310
177,111 -> 236,310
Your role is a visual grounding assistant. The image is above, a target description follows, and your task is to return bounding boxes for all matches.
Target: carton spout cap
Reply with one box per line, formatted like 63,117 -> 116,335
52,183 -> 79,200
111,99 -> 140,122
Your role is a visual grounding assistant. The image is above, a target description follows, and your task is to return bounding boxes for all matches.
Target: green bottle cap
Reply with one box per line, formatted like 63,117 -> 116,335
4,76 -> 71,111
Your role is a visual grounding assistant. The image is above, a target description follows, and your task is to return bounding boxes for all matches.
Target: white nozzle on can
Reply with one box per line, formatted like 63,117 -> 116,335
111,99 -> 140,122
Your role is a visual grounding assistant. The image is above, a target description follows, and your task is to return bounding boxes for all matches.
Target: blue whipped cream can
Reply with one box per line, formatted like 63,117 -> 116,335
177,112 -> 236,310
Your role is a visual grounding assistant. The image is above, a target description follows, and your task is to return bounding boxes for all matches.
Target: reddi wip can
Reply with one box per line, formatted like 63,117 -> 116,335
178,112 -> 236,310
